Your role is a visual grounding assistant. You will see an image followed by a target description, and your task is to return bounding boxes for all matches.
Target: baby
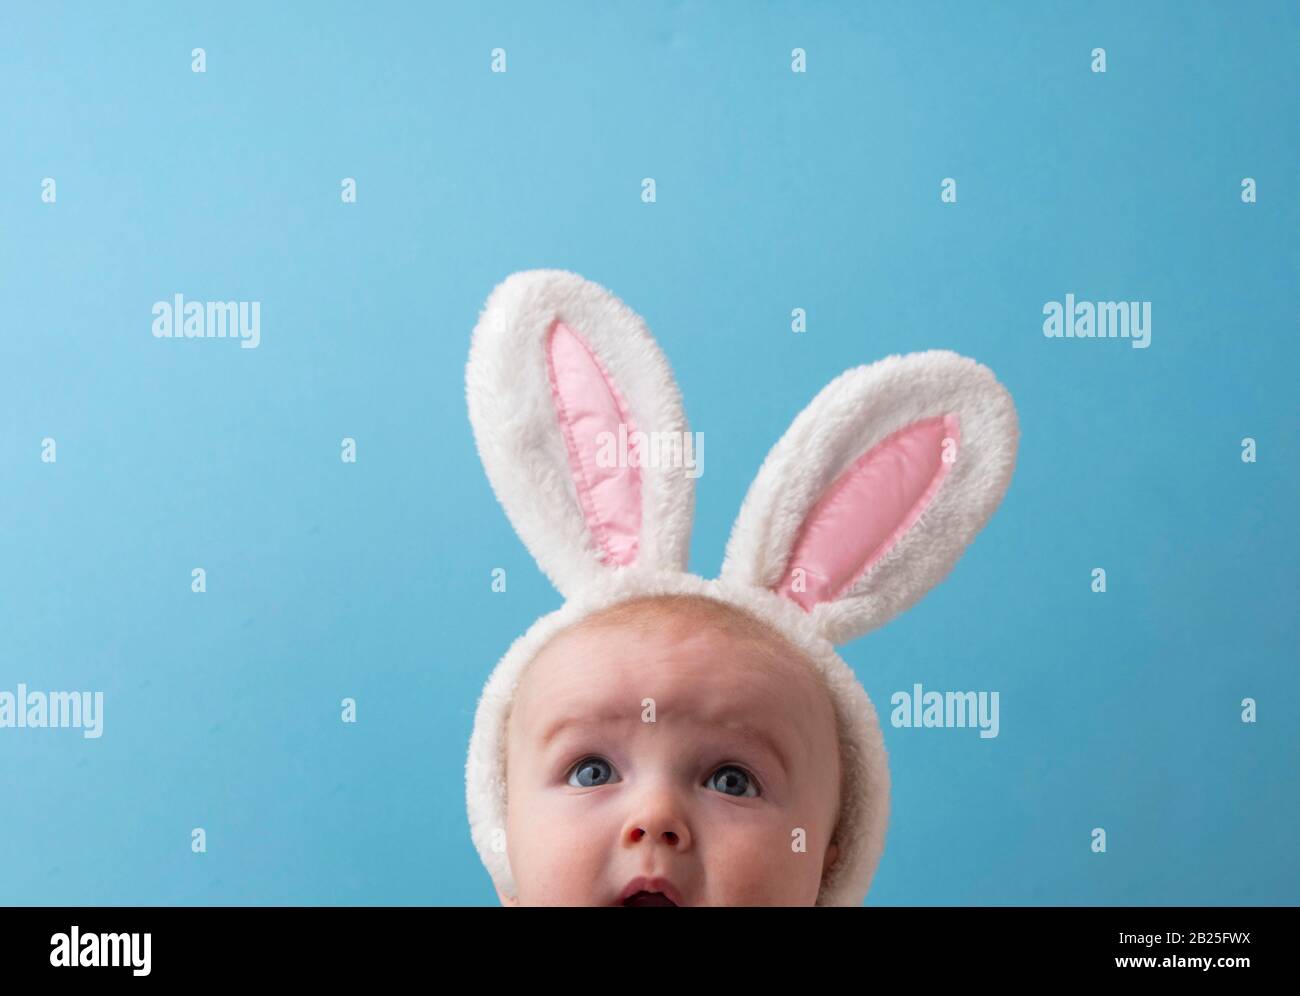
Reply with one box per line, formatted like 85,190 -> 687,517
464,269 -> 1019,906
497,593 -> 843,907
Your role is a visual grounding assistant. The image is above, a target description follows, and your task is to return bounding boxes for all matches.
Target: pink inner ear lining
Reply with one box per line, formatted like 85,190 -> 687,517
544,319 -> 642,567
775,413 -> 961,611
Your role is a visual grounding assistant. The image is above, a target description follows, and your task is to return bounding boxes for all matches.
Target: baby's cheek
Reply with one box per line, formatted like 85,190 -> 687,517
507,795 -> 613,905
705,822 -> 824,906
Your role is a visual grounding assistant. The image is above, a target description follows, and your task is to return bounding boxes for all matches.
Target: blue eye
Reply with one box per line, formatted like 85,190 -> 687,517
569,756 -> 618,788
708,765 -> 759,798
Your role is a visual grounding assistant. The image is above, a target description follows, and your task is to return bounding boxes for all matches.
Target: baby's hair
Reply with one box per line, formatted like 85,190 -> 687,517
566,593 -> 817,684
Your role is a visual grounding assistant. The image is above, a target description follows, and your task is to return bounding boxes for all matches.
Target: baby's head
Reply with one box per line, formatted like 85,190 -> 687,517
497,593 -> 844,906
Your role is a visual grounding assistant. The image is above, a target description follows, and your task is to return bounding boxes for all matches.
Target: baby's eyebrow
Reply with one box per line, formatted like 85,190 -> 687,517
538,713 -> 628,749
538,712 -> 791,777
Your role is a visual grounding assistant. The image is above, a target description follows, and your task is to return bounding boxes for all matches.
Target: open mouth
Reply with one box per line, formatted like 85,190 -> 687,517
622,890 -> 679,907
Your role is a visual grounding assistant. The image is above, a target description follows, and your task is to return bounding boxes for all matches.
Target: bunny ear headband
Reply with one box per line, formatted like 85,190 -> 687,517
464,269 -> 1019,906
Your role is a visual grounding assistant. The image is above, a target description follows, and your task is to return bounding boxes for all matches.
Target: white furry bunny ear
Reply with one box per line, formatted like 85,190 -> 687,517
720,350 -> 1018,645
466,270 -> 695,598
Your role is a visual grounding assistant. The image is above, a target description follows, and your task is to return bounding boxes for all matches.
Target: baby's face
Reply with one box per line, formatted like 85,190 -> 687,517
500,605 -> 842,906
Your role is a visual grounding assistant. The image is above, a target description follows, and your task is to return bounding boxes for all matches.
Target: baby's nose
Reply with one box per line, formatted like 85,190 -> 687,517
624,810 -> 690,850
621,782 -> 692,851
629,826 -> 680,846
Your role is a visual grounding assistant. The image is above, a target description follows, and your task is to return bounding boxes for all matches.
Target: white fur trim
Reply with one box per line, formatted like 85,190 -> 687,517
720,351 -> 1019,644
465,568 -> 891,907
466,270 -> 695,597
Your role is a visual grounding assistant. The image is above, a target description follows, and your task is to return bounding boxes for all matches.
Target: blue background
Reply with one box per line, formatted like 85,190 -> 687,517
1,1 -> 1296,905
